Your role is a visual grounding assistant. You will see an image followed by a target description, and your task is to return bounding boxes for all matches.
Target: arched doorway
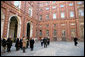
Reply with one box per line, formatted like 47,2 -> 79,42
7,16 -> 21,42
27,23 -> 30,40
26,21 -> 33,40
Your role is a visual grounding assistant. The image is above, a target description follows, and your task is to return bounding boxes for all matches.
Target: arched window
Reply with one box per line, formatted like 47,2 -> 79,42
14,1 -> 21,9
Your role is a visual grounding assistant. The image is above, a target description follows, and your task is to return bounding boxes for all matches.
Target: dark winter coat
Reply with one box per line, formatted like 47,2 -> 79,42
2,39 -> 7,47
30,39 -> 35,48
7,38 -> 12,48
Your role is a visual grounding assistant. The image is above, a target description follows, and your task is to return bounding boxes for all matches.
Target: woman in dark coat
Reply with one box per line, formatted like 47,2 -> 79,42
7,37 -> 12,52
2,38 -> 7,53
30,38 -> 35,51
74,37 -> 78,46
15,38 -> 20,51
20,38 -> 23,49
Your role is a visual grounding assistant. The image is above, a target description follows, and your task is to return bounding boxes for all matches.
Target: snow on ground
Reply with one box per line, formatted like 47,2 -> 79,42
1,41 -> 84,56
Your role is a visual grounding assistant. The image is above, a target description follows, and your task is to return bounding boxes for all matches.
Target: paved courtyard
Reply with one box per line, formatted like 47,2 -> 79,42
1,41 -> 84,56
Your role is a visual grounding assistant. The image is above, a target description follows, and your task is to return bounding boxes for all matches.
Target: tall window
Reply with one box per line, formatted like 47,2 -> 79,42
46,24 -> 49,27
70,11 -> 74,17
54,24 -> 56,27
79,9 -> 84,16
62,30 -> 65,37
14,1 -> 21,8
61,12 -> 65,18
46,14 -> 49,20
53,13 -> 56,19
46,30 -> 49,36
39,15 -> 42,21
71,29 -> 76,37
40,30 -> 42,36
53,30 -> 57,36
28,7 -> 32,17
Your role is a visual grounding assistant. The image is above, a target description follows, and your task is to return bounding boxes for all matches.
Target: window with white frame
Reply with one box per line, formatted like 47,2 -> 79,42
39,15 -> 42,21
52,6 -> 56,9
70,11 -> 74,17
46,30 -> 49,36
28,7 -> 32,17
79,9 -> 84,16
60,4 -> 64,8
69,3 -> 73,6
53,13 -> 56,19
46,14 -> 49,19
46,7 -> 49,10
53,30 -> 57,36
14,1 -> 21,8
61,12 -> 65,18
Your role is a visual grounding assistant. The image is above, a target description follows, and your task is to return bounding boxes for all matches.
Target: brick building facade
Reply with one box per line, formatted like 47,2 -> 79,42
1,1 -> 84,41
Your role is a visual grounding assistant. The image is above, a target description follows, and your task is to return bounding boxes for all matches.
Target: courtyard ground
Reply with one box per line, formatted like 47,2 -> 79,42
1,41 -> 84,56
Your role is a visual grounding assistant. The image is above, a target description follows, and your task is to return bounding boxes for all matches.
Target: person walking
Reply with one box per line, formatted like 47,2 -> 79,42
22,36 -> 27,53
7,37 -> 12,52
74,37 -> 78,46
2,37 -> 7,53
40,38 -> 43,46
15,38 -> 20,51
30,38 -> 35,51
43,37 -> 47,48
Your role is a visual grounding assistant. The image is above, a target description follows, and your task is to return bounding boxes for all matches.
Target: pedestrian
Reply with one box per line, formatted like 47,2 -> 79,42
22,36 -> 27,53
43,37 -> 47,48
15,38 -> 20,51
74,37 -> 78,46
7,37 -> 12,52
47,37 -> 50,45
30,38 -> 35,51
2,37 -> 7,53
26,37 -> 29,48
40,38 -> 43,46
20,38 -> 23,49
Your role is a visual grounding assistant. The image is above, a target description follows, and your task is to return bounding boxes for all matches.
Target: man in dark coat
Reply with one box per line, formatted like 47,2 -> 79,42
20,38 -> 23,49
2,38 -> 7,53
43,37 -> 47,48
30,38 -> 35,51
15,38 -> 20,51
7,37 -> 12,52
74,37 -> 78,46
47,37 -> 50,45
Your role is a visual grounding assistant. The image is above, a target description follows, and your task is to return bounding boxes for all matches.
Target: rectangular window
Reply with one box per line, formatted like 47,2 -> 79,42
46,14 -> 49,19
71,29 -> 76,37
14,1 -> 21,8
53,13 -> 56,19
46,24 -> 49,27
62,30 -> 65,37
79,9 -> 84,16
40,30 -> 42,36
69,3 -> 73,6
39,15 -> 42,21
52,6 -> 56,9
61,12 -> 65,18
46,7 -> 49,10
46,30 -> 49,36
70,11 -> 74,17
54,24 -> 56,27
60,5 -> 64,8
28,8 -> 32,17
53,30 -> 57,36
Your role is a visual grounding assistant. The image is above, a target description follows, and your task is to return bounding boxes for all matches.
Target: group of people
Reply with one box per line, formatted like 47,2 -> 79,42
1,36 -> 78,53
1,36 -> 35,53
40,37 -> 50,48
1,37 -> 12,53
